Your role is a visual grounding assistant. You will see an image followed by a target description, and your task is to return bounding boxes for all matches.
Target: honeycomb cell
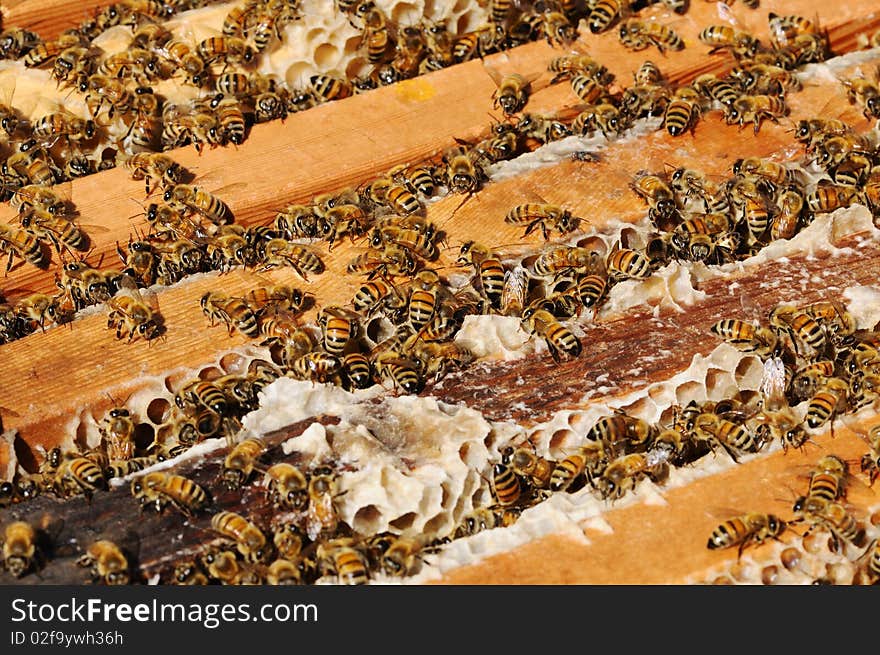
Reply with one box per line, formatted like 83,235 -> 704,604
146,398 -> 172,425
761,565 -> 779,585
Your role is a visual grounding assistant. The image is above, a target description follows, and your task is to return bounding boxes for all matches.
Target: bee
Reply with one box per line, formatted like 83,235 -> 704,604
549,442 -> 606,492
491,462 -> 523,507
54,455 -> 107,499
31,109 -> 96,148
505,446 -> 554,490
289,351 -> 343,382
619,19 -> 684,54
771,185 -> 805,241
795,497 -> 866,553
264,462 -> 309,510
486,67 -> 538,117
99,406 -> 135,461
444,151 -> 487,195
505,203 -> 580,240
793,454 -> 849,517
273,521 -> 307,562
804,377 -> 849,430
257,239 -> 324,280
452,506 -> 520,539
221,437 -> 265,491
630,171 -> 678,227
200,291 -> 260,338
18,207 -> 88,254
372,349 -> 424,393
131,471 -> 209,516
197,36 -> 256,67
692,411 -> 760,462
699,25 -> 760,58
2,521 -> 38,578
539,9 -> 577,47
163,184 -> 231,225
710,319 -> 778,357
663,86 -> 703,137
806,180 -> 861,216
707,512 -> 787,558
80,74 -> 135,120
306,466 -> 343,540
768,304 -> 826,357
310,74 -> 353,103
8,185 -> 66,217
841,75 -> 880,120
5,145 -> 56,187
174,378 -> 229,418
605,244 -> 652,281
855,537 -> 880,584
751,405 -> 807,453
316,541 -> 368,585
352,278 -> 397,314
105,456 -> 156,480
123,153 -> 184,196
210,510 -> 269,562
587,0 -> 622,34
77,540 -> 130,585
274,204 -> 319,240
457,241 -> 506,310
107,288 -> 164,343
515,112 -> 572,144
594,452 -> 668,500
0,222 -> 47,272
378,225 -> 438,260
520,307 -> 581,362
171,562 -> 208,585
860,425 -> 880,485
0,27 -> 43,60
725,94 -> 788,134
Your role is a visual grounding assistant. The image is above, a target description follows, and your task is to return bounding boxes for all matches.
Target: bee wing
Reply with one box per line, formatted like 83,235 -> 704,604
760,356 -> 789,411
483,63 -> 505,87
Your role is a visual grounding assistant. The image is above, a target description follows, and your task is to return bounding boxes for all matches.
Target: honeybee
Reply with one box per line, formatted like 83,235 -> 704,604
663,86 -> 703,137
804,377 -> 849,431
725,94 -> 788,134
860,424 -> 880,485
504,445 -> 554,490
707,512 -> 787,558
520,307 -> 581,362
549,442 -> 606,492
31,109 -> 96,148
258,239 -> 325,280
5,144 -> 56,187
452,506 -> 520,538
99,406 -> 136,461
221,437 -> 265,491
306,466 -> 343,541
594,452 -> 669,500
605,244 -> 652,281
630,171 -> 678,227
841,74 -> 880,120
264,462 -> 309,510
53,455 -> 107,499
692,410 -> 761,462
444,150 -> 487,195
316,541 -> 368,585
1,21 -> 43,54
200,291 -> 259,338
505,203 -> 580,240
273,521 -> 307,562
618,19 -> 684,54
710,319 -> 778,357
211,511 -> 269,562
0,222 -> 46,272
107,287 -> 163,343
795,497 -> 866,553
289,351 -> 343,383
491,462 -> 523,507
131,471 -> 209,516
768,304 -> 825,357
121,152 -> 183,196
699,24 -> 760,58
77,540 -> 130,585
486,66 -> 539,116
197,36 -> 257,67
378,225 -> 438,260
515,112 -> 572,143
539,9 -> 577,46
163,184 -> 231,225
2,521 -> 38,578
376,534 -> 425,577
806,180 -> 860,215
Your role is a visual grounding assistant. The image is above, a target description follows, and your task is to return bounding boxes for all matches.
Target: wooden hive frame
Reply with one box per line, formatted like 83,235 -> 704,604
2,0 -> 880,585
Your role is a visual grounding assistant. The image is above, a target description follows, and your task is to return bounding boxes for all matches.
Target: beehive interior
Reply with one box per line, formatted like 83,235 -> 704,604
1,0 -> 880,585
